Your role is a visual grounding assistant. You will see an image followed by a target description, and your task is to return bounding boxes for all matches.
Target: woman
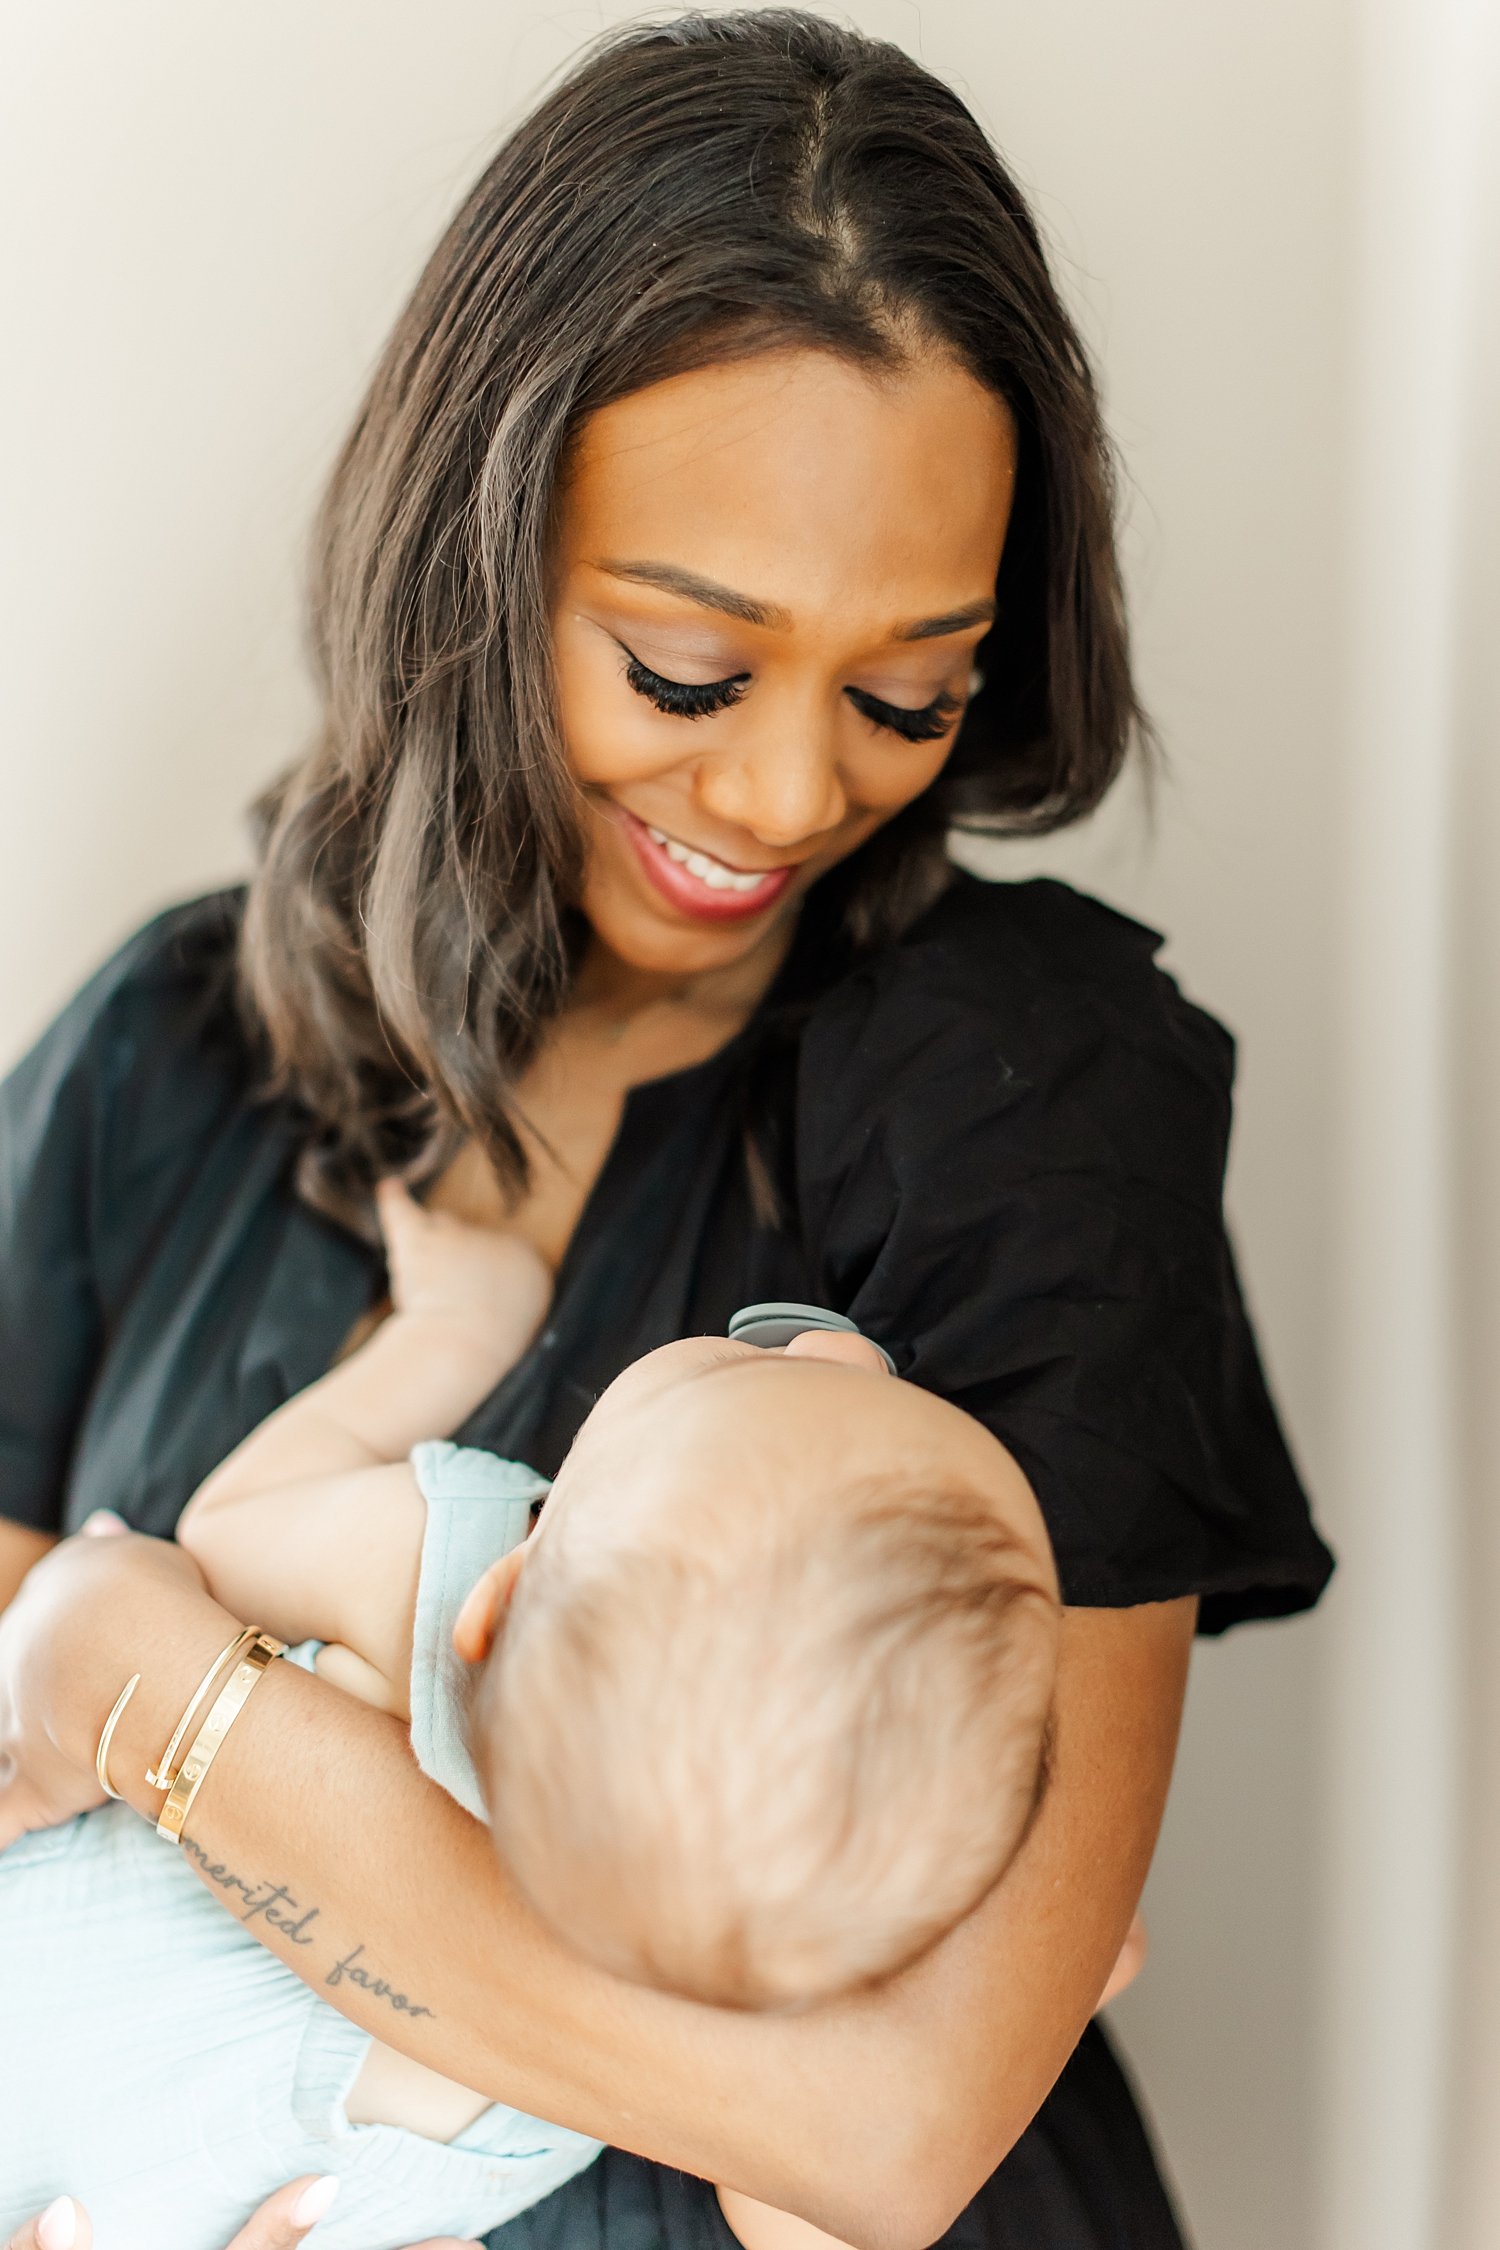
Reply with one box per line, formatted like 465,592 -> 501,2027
0,13 -> 1331,2249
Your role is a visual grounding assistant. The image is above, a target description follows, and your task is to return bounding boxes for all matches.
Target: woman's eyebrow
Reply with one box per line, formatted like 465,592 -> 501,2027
599,560 -> 789,629
596,559 -> 995,642
897,598 -> 996,641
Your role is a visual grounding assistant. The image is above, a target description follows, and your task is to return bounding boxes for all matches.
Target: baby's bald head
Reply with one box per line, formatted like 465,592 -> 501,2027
467,1335 -> 1060,2008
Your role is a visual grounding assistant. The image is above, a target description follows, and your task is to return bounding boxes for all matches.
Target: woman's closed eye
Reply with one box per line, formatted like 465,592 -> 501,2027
623,653 -> 964,743
624,654 -> 750,720
844,684 -> 964,744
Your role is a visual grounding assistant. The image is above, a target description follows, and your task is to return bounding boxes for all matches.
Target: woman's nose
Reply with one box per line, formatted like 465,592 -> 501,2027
693,718 -> 849,848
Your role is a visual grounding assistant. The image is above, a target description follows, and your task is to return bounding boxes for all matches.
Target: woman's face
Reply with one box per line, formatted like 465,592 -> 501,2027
550,345 -> 1017,980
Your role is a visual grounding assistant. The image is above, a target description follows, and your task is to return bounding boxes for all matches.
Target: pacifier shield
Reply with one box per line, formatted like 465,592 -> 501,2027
726,1301 -> 897,1374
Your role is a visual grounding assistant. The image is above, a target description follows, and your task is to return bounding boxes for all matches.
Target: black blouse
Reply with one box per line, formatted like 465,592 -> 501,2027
0,873 -> 1331,1633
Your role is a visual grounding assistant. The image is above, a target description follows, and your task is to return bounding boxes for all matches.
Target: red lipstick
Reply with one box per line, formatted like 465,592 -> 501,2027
617,807 -> 796,924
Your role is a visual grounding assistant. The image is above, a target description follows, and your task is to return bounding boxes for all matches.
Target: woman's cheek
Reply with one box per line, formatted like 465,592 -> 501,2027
555,630 -> 679,790
840,731 -> 956,821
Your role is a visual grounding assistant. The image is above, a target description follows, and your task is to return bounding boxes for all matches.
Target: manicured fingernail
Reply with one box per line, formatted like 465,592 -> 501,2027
38,2198 -> 78,2250
80,1510 -> 128,1536
291,2175 -> 340,2228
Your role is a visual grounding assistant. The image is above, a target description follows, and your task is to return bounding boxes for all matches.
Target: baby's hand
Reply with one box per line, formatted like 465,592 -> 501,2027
376,1178 -> 553,1357
1098,1914 -> 1148,2009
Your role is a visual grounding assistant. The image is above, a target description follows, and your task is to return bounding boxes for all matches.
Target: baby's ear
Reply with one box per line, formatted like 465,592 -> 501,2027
452,1544 -> 529,1664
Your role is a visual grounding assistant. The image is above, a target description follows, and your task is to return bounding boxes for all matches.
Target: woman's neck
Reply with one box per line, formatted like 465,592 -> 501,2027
570,913 -> 797,1037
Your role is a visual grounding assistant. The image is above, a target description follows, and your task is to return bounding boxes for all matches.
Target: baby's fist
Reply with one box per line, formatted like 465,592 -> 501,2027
376,1179 -> 553,1356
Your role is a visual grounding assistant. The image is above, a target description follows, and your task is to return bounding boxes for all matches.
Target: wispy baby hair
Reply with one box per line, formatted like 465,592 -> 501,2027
477,1474 -> 1059,2008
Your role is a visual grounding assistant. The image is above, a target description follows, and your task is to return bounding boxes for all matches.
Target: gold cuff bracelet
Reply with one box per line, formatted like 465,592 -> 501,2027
145,1625 -> 260,1791
94,1672 -> 141,1801
155,1632 -> 285,1845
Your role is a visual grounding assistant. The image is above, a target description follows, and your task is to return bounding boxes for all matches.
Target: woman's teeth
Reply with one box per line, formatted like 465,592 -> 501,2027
645,826 -> 775,893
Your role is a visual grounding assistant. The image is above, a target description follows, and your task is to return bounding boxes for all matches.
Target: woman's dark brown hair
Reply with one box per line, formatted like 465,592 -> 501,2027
244,7 -> 1147,1225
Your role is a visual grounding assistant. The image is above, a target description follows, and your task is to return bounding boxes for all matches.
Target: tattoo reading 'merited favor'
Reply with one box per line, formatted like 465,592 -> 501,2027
180,1834 -> 321,1942
325,1942 -> 434,2017
181,1834 -> 435,2019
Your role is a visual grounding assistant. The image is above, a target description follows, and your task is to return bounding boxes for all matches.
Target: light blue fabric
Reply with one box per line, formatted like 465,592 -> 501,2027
406,1440 -> 543,1822
0,1444 -> 601,2250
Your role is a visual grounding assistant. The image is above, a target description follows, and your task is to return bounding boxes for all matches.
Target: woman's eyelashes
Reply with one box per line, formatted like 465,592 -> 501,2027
844,685 -> 963,744
622,653 -> 963,743
624,654 -> 749,719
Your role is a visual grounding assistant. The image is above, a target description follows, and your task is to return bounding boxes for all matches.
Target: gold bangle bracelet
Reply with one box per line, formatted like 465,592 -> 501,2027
94,1673 -> 141,1801
145,1625 -> 260,1792
155,1632 -> 285,1846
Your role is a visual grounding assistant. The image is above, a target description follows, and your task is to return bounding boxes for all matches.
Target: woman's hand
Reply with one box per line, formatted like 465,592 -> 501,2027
6,2178 -> 481,2250
0,1518 -> 212,1850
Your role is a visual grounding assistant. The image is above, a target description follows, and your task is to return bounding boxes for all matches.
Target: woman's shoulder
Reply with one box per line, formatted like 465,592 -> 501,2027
843,866 -> 1225,1033
2,887 -> 258,1196
33,886 -> 248,1067
70,885 -> 248,1031
789,869 -> 1332,1632
798,870 -> 1235,1188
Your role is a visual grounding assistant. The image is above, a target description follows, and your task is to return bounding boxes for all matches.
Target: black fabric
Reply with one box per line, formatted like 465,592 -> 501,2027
0,875 -> 1332,1627
0,873 -> 1334,2246
490,2023 -> 1187,2250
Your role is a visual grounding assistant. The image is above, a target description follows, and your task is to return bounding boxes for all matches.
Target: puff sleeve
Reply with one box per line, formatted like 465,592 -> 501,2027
794,877 -> 1333,1633
0,894 -> 247,1532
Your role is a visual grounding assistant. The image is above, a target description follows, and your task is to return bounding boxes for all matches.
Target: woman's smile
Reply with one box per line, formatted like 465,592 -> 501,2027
0,13 -> 1337,2248
552,347 -> 1016,984
614,804 -> 798,923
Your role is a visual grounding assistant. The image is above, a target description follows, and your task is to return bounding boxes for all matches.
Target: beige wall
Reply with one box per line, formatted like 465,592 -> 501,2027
0,7 -> 1358,2245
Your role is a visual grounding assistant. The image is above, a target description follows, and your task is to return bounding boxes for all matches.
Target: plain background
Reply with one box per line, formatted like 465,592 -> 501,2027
2,5 -> 1466,2246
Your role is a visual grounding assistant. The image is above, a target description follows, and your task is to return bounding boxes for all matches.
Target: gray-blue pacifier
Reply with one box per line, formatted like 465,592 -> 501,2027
726,1301 -> 897,1374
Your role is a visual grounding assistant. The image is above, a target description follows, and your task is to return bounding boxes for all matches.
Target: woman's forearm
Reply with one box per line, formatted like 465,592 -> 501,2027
44,1539 -> 1194,2250
88,1583 -> 927,2241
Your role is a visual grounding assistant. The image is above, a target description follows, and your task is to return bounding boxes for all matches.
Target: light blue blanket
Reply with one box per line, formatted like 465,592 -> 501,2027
0,1442 -> 601,2250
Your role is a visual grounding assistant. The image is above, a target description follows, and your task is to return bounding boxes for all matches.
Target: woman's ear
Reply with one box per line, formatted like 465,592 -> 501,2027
453,1544 -> 529,1664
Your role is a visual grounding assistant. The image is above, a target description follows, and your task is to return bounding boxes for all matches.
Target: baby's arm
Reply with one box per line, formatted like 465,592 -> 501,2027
177,1181 -> 550,1706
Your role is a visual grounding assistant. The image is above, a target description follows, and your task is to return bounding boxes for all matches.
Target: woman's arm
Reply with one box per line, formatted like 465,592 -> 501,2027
1,1529 -> 1193,2250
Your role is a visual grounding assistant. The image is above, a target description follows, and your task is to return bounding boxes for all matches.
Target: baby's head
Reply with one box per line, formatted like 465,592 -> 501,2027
455,1329 -> 1060,2009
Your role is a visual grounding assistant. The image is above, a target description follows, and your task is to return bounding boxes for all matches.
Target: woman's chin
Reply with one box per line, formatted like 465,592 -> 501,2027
580,873 -> 801,984
587,904 -> 783,982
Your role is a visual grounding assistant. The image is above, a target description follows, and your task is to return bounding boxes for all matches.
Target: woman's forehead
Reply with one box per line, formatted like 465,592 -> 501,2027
555,346 -> 1015,637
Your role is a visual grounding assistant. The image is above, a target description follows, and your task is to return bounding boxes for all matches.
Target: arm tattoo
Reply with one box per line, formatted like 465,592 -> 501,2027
181,1832 -> 436,2020
325,1942 -> 436,2017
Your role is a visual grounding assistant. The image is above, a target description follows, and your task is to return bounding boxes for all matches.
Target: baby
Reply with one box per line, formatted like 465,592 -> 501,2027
0,1184 -> 1101,2250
